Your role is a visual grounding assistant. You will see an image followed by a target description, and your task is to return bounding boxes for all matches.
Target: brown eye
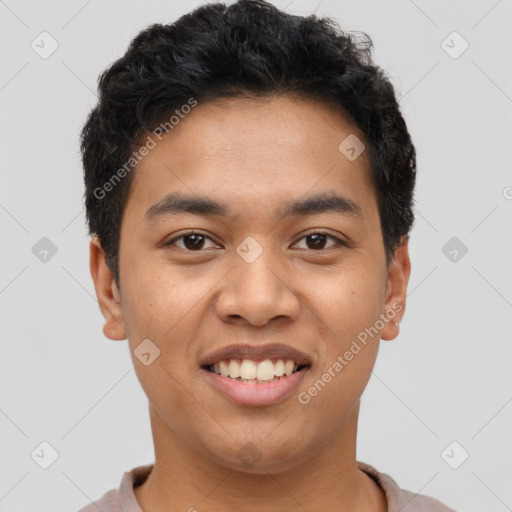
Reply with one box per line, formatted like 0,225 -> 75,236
165,232 -> 217,251
164,230 -> 346,252
294,231 -> 345,251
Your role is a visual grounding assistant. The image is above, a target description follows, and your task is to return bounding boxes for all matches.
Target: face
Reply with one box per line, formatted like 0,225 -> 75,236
90,94 -> 410,474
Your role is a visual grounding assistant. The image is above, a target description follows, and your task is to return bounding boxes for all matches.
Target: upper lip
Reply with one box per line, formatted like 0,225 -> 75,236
200,343 -> 312,367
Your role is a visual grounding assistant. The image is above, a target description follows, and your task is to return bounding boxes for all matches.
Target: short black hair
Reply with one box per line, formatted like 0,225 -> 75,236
81,0 -> 416,289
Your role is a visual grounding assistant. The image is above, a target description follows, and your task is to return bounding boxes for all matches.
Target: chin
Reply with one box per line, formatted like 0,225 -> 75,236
201,435 -> 311,475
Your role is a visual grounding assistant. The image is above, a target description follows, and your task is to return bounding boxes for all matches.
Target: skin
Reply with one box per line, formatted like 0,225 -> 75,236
90,94 -> 411,512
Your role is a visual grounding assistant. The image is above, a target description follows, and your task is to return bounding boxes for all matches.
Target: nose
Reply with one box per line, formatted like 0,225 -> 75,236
215,254 -> 300,327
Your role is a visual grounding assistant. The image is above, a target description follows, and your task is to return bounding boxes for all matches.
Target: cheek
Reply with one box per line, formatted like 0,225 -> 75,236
307,258 -> 385,338
298,259 -> 384,403
120,256 -> 194,338
120,260 -> 207,382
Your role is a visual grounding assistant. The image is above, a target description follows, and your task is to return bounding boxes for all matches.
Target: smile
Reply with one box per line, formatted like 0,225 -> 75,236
201,359 -> 311,407
207,358 -> 307,383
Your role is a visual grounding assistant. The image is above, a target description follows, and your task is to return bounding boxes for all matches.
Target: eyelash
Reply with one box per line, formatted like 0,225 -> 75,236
163,229 -> 347,252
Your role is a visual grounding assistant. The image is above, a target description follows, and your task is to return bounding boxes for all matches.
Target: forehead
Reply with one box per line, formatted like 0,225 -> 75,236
125,95 -> 377,225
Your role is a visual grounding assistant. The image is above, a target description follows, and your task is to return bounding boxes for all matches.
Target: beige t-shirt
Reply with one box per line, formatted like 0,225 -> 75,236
77,461 -> 457,511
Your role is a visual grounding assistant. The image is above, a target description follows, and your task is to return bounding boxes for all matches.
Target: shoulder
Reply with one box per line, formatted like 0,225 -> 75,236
75,464 -> 153,512
357,461 -> 457,512
77,489 -> 122,512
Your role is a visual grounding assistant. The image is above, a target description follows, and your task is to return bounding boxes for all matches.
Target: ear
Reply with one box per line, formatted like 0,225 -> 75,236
89,236 -> 127,341
380,235 -> 411,341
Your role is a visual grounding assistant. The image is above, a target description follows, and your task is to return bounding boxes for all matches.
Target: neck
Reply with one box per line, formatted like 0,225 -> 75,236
134,402 -> 387,512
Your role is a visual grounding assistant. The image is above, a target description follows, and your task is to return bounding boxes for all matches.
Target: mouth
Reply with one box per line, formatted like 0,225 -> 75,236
199,343 -> 312,407
202,358 -> 310,383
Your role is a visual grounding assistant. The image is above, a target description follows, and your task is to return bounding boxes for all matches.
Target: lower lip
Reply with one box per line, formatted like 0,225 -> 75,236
200,367 -> 310,407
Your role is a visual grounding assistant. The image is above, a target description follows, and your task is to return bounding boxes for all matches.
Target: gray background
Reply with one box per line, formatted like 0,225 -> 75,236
1,0 -> 511,510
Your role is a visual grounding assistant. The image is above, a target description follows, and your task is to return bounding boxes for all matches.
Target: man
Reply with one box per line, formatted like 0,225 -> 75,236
78,1 -> 456,510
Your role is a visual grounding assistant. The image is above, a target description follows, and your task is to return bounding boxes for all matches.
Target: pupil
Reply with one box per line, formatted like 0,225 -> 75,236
184,234 -> 204,250
307,233 -> 326,250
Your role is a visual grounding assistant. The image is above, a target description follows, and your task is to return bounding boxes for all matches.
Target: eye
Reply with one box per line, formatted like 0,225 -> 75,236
164,231 -> 218,251
163,230 -> 346,252
293,231 -> 346,251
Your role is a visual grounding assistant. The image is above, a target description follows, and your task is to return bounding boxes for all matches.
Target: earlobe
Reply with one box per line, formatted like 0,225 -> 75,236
381,236 -> 411,341
89,236 -> 127,341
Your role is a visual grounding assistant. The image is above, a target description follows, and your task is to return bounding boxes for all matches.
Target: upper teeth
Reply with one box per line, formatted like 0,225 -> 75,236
211,359 -> 298,380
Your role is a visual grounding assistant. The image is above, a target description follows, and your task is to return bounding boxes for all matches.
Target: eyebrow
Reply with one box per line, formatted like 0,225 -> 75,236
144,191 -> 363,222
